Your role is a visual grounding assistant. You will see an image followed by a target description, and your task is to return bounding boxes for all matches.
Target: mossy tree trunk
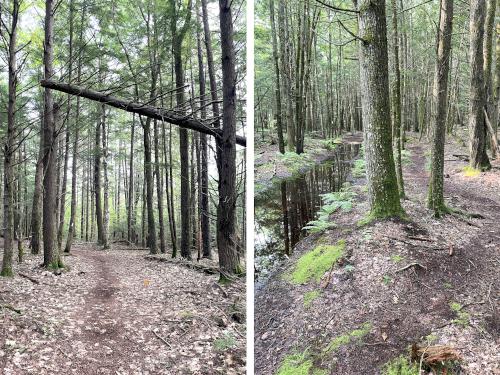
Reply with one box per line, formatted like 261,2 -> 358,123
469,0 -> 491,170
428,0 -> 454,216
357,0 -> 404,219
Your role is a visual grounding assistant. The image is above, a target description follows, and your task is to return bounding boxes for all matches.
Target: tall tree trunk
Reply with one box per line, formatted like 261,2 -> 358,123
469,0 -> 491,170
428,0 -> 454,216
170,0 -> 192,260
357,0 -> 404,220
128,115 -> 135,243
391,0 -> 405,198
42,0 -> 62,268
484,0 -> 497,158
154,119 -> 166,254
142,117 -> 157,254
217,0 -> 241,275
196,5 -> 211,258
270,0 -> 285,153
101,105 -> 110,249
94,113 -> 105,244
65,0 -> 83,252
1,0 -> 19,277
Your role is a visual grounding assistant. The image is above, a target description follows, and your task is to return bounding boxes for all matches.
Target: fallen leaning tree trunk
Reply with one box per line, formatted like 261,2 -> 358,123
40,79 -> 247,147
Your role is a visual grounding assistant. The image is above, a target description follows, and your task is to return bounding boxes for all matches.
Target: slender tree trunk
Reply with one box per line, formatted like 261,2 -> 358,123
270,0 -> 285,153
64,0 -> 82,253
195,7 -> 211,258
391,0 -> 405,198
469,0 -> 491,170
154,119 -> 166,253
128,115 -> 135,243
170,0 -> 192,260
94,113 -> 105,244
217,0 -> 241,275
484,0 -> 497,158
428,0 -> 454,216
142,117 -> 157,254
101,105 -> 110,249
1,0 -> 19,277
357,0 -> 404,220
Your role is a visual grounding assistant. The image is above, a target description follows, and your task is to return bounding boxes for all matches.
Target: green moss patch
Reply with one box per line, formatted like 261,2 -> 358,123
276,350 -> 319,375
289,240 -> 345,284
383,355 -> 419,375
462,166 -> 480,178
323,322 -> 372,354
303,290 -> 321,308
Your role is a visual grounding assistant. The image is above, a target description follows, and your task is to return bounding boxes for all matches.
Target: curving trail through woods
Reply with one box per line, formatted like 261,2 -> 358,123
255,135 -> 499,374
0,246 -> 245,375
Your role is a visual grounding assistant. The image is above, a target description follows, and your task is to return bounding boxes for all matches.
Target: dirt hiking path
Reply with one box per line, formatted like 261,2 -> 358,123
255,136 -> 499,374
0,247 -> 245,375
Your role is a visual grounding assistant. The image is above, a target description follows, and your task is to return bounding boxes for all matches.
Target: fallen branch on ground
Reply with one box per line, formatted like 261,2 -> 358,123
19,272 -> 40,284
395,262 -> 427,273
144,255 -> 219,275
152,330 -> 172,348
0,304 -> 21,314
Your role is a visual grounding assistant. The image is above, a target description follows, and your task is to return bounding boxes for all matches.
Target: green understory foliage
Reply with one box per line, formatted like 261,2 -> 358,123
303,185 -> 355,233
279,152 -> 314,175
323,322 -> 372,354
450,302 -> 470,327
0,267 -> 13,277
276,350 -> 327,375
462,165 -> 481,177
352,158 -> 366,178
401,149 -> 412,165
288,240 -> 345,284
303,290 -> 321,308
322,137 -> 342,151
382,355 -> 419,375
214,333 -> 237,351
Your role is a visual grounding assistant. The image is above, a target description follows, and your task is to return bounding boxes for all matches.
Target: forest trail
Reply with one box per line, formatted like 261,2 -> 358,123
0,246 -> 246,375
255,135 -> 499,374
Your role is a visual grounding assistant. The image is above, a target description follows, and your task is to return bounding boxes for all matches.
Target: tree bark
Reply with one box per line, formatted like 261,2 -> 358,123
391,0 -> 405,198
357,0 -> 404,219
484,0 -> 497,158
270,0 -> 285,153
1,0 -> 19,277
217,0 -> 241,275
428,0 -> 454,216
42,0 -> 62,268
469,0 -> 491,170
94,111 -> 105,245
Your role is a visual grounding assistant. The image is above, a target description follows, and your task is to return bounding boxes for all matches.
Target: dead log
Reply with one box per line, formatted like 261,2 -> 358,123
144,255 -> 219,275
411,344 -> 460,369
40,79 -> 246,147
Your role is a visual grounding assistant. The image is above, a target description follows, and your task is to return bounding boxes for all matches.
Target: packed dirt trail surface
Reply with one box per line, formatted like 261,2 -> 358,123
255,135 -> 499,375
0,246 -> 245,375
